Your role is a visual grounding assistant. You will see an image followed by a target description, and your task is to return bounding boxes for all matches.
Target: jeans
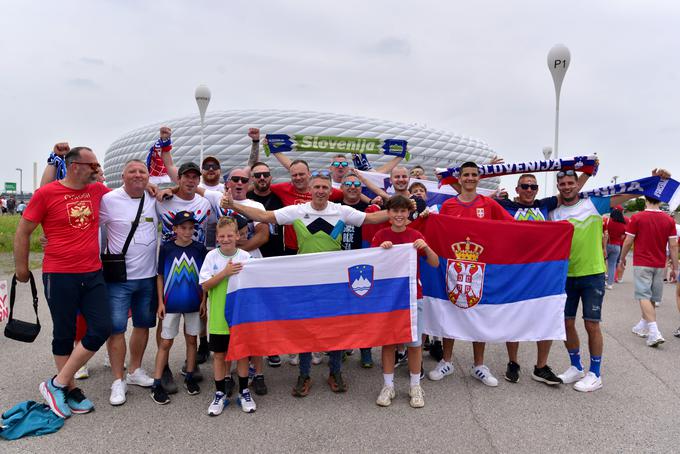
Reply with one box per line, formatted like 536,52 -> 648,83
107,277 -> 157,334
565,273 -> 606,322
299,351 -> 343,376
606,244 -> 621,285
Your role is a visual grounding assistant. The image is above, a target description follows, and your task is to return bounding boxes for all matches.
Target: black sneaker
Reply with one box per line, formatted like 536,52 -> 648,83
423,336 -> 432,351
180,363 -> 203,382
151,385 -> 170,405
267,355 -> 282,367
394,350 -> 408,368
531,365 -> 562,386
196,344 -> 210,365
184,377 -> 200,395
420,367 -> 425,380
504,361 -> 520,383
225,375 -> 236,398
429,340 -> 443,362
161,365 -> 178,394
251,375 -> 268,396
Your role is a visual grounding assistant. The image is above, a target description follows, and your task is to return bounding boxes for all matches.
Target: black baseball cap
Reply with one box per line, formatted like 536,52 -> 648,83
178,162 -> 201,177
234,213 -> 249,231
172,211 -> 197,226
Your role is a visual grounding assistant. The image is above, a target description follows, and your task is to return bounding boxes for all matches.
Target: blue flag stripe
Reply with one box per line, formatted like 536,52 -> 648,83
421,257 -> 568,305
227,277 -> 411,326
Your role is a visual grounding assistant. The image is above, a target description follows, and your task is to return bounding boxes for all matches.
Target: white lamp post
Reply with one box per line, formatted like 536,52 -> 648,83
15,167 -> 23,201
194,85 -> 211,165
542,146 -> 553,197
547,44 -> 570,194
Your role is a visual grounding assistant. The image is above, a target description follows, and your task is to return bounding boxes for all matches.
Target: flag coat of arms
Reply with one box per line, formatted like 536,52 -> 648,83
417,214 -> 574,342
224,245 -> 418,360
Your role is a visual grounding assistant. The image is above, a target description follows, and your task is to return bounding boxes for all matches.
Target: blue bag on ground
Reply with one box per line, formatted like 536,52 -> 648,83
0,400 -> 64,440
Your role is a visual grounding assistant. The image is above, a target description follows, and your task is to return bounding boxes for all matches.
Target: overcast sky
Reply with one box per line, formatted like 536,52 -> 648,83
1,0 -> 678,197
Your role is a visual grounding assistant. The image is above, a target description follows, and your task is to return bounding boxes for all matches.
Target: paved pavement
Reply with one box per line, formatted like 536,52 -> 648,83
2,268 -> 680,453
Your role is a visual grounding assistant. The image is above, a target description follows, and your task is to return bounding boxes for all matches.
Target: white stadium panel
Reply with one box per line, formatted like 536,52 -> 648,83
103,109 -> 499,189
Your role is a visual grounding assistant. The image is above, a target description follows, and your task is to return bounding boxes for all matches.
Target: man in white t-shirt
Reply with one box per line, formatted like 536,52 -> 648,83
100,159 -> 159,406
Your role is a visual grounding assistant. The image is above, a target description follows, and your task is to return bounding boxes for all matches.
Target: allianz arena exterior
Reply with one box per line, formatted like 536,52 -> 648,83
104,109 -> 499,189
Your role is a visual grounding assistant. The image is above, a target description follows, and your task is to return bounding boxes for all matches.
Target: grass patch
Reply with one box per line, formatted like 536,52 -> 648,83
0,215 -> 44,253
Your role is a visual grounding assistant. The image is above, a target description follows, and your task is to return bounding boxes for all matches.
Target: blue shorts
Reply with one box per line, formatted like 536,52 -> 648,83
106,277 -> 157,334
406,299 -> 424,348
564,273 -> 605,322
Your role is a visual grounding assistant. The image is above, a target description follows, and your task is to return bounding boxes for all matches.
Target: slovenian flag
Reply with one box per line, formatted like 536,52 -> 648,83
417,214 -> 573,342
224,245 -> 418,360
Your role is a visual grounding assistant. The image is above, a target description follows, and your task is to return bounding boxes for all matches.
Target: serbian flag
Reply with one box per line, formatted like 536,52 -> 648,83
224,245 -> 418,360
418,214 -> 573,342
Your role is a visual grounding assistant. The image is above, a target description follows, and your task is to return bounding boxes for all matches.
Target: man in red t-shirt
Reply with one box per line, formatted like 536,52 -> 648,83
618,196 -> 678,347
15,146 -> 112,418
430,162 -> 513,387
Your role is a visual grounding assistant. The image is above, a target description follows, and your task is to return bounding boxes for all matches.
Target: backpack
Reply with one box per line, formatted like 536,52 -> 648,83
0,400 -> 64,440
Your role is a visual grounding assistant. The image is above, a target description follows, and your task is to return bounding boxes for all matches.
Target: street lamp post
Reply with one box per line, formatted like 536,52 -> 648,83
15,167 -> 23,201
547,44 -> 571,194
542,147 -> 553,197
194,85 -> 211,165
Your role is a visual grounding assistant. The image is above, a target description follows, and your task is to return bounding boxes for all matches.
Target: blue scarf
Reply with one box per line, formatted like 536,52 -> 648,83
47,153 -> 67,180
582,176 -> 680,211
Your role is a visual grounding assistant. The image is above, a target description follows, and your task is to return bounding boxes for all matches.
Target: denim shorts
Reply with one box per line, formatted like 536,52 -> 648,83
106,277 -> 157,334
406,300 -> 424,348
633,266 -> 664,302
564,273 -> 605,322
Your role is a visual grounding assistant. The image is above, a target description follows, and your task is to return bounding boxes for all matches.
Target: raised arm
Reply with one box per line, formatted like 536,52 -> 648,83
246,128 -> 260,170
41,142 -> 70,187
374,156 -> 404,174
268,138 -> 293,170
159,127 -> 178,183
355,171 -> 390,200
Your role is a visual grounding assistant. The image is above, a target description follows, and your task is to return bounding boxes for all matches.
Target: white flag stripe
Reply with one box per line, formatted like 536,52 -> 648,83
422,294 -> 566,342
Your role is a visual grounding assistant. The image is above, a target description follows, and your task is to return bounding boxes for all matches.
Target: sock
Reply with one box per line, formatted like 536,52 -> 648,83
153,378 -> 162,388
383,373 -> 394,388
634,319 -> 648,330
238,376 -> 249,394
647,322 -> 659,335
215,379 -> 225,394
589,355 -> 602,377
410,372 -> 420,387
568,349 -> 583,371
52,377 -> 66,388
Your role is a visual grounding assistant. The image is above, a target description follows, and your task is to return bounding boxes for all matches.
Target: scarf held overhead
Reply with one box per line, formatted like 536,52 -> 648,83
264,134 -> 410,160
582,175 -> 680,211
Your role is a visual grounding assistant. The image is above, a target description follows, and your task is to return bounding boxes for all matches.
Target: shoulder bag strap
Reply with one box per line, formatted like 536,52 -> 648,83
120,193 -> 145,256
8,272 -> 40,324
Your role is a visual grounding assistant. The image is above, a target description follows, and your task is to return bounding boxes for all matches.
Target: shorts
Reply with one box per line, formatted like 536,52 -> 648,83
107,277 -> 157,334
43,271 -> 112,356
406,299 -> 424,348
633,266 -> 664,302
209,333 -> 230,353
564,273 -> 605,322
161,312 -> 201,340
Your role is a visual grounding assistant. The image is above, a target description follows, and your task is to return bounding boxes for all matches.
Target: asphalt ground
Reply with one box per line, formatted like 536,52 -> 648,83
2,267 -> 680,453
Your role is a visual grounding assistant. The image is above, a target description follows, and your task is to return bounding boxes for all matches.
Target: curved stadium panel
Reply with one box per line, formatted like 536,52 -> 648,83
104,109 -> 499,189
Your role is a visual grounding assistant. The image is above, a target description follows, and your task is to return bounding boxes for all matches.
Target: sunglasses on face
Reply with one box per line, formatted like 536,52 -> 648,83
343,181 -> 361,188
331,161 -> 349,168
253,171 -> 271,179
556,170 -> 576,178
230,176 -> 249,184
311,170 -> 331,179
202,163 -> 220,171
520,184 -> 539,190
72,161 -> 101,171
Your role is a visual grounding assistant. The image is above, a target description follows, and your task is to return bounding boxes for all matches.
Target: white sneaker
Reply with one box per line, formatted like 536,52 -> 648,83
470,365 -> 498,387
632,325 -> 649,338
376,385 -> 395,407
605,284 -> 613,290
208,392 -> 227,416
126,368 -> 154,387
238,389 -> 256,413
109,379 -> 127,406
646,332 -> 665,347
311,352 -> 323,365
558,366 -> 586,384
409,385 -> 425,408
428,360 -> 454,381
288,354 -> 299,366
573,371 -> 602,392
74,365 -> 90,380
654,301 -> 661,307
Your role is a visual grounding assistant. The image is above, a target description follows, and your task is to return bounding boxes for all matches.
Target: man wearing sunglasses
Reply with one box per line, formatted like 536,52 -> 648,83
247,162 -> 285,258
329,155 -> 351,188
199,156 -> 224,249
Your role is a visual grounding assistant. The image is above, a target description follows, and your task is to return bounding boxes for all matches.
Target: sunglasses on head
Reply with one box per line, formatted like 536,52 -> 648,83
202,163 -> 220,171
343,181 -> 361,188
230,176 -> 249,184
331,161 -> 349,168
556,170 -> 576,178
72,161 -> 101,171
520,184 -> 539,190
253,171 -> 271,179
311,170 -> 331,179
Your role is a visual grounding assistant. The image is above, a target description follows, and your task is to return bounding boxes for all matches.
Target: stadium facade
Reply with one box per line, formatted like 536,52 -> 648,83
104,109 -> 499,189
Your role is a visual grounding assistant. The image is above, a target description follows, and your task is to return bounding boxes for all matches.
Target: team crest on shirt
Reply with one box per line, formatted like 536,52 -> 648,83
348,264 -> 374,297
446,238 -> 485,309
476,208 -> 485,218
67,201 -> 93,229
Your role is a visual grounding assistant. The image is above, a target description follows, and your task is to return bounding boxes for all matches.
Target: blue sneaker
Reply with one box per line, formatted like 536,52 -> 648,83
39,377 -> 72,418
66,387 -> 95,414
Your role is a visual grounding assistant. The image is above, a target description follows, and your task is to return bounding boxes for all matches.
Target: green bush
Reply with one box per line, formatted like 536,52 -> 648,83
0,215 -> 44,253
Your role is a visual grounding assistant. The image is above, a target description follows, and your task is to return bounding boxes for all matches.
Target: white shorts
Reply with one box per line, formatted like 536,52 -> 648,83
161,312 -> 201,340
